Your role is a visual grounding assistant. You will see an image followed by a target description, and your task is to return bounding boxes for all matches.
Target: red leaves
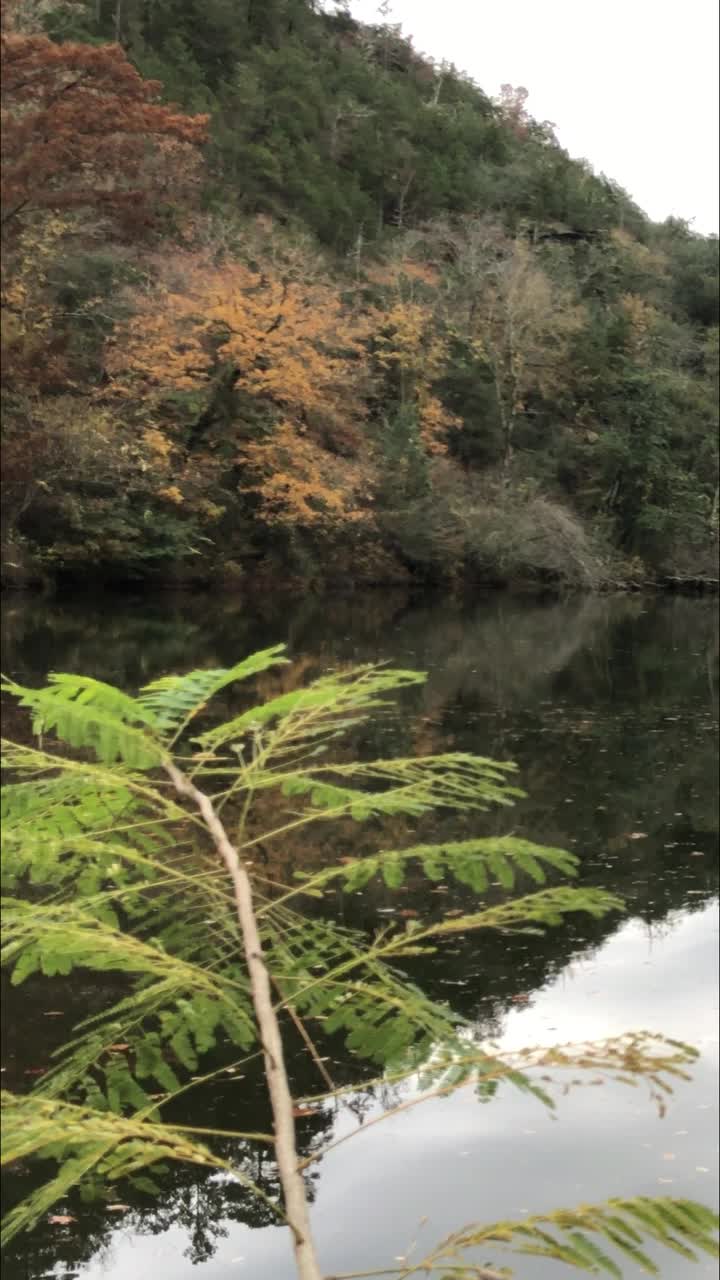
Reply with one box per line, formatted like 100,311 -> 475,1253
0,31 -> 207,234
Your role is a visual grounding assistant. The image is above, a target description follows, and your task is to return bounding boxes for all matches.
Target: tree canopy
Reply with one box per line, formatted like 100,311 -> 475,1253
0,0 -> 717,589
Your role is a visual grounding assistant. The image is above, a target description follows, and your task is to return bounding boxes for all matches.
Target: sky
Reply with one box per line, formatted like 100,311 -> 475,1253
348,0 -> 720,235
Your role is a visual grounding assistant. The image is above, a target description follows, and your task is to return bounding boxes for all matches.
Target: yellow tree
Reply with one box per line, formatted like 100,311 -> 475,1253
238,421 -> 371,531
447,225 -> 585,471
105,250 -> 376,530
106,253 -> 371,418
368,257 -> 460,456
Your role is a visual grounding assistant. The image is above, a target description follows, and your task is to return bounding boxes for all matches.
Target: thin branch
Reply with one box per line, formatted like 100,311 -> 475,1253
164,761 -> 323,1280
271,973 -> 337,1094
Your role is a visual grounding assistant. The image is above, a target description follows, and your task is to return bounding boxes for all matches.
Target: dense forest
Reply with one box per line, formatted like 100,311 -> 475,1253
1,0 -> 718,591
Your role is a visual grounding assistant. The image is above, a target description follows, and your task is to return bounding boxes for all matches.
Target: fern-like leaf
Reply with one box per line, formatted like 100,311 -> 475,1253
136,645 -> 289,741
414,1196 -> 720,1276
0,1092 -> 275,1247
290,836 -> 578,900
194,664 -> 426,755
1,677 -> 165,769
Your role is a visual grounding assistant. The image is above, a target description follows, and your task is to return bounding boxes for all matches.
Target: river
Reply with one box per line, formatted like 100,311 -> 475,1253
1,588 -> 718,1280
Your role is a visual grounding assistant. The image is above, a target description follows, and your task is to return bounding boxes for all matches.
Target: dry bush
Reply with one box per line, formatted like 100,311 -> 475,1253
380,460 -> 610,588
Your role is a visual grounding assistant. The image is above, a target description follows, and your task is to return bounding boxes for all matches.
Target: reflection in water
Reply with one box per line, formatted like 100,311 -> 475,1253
1,590 -> 718,1279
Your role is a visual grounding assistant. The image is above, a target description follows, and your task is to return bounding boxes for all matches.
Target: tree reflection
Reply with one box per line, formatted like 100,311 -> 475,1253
1,589 -> 717,1277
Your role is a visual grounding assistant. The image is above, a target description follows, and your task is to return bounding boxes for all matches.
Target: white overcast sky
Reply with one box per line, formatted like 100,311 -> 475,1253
348,0 -> 720,234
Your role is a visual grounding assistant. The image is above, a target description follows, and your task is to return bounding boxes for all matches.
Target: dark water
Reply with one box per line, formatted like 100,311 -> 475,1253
2,589 -> 718,1280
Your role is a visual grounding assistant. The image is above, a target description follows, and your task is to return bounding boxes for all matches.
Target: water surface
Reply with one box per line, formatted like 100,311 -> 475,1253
2,590 -> 718,1279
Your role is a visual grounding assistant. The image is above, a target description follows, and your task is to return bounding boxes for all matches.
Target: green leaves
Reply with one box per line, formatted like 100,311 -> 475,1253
293,836 -> 579,897
393,886 -> 625,945
0,1092 -> 251,1247
1,676 -> 165,769
273,755 -> 523,823
137,645 -> 288,740
194,663 -> 426,755
417,1196 -> 720,1277
1,901 -> 255,1100
1,648 -> 717,1277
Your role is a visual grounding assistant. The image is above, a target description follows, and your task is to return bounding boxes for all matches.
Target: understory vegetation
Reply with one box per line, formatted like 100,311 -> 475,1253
1,651 -> 719,1276
1,0 -> 718,590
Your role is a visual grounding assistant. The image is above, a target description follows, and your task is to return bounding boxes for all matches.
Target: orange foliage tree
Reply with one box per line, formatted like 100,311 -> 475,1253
364,255 -> 460,457
373,295 -> 460,455
107,254 -> 370,413
0,28 -> 207,234
238,421 -> 371,530
106,252 -> 376,529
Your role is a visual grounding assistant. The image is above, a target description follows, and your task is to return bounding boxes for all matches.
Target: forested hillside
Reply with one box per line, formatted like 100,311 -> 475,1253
1,0 -> 718,590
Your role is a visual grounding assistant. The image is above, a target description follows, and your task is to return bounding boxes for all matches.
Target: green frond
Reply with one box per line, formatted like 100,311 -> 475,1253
194,663 -> 426,755
381,886 -> 625,952
0,740 -> 186,825
269,755 -> 523,822
1,677 -> 165,769
136,645 -> 289,740
265,913 -> 464,1065
2,901 -> 255,1100
3,651 -> 717,1270
5,673 -> 158,727
290,836 -> 578,899
2,773 -> 137,840
0,1091 -> 269,1247
415,1195 -> 720,1276
412,1031 -> 698,1109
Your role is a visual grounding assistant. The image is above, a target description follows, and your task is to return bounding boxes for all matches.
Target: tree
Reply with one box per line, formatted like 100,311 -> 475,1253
104,250 -> 376,533
373,297 -> 460,455
106,251 -> 371,419
0,25 -> 207,234
2,653 -> 718,1278
441,222 -> 585,471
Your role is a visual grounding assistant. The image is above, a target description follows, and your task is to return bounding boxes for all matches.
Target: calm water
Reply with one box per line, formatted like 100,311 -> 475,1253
2,589 -> 718,1280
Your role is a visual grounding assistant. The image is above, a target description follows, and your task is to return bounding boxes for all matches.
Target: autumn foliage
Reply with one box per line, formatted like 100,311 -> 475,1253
106,254 -> 370,411
0,29 -> 207,233
0,2 -> 716,587
103,251 -> 378,528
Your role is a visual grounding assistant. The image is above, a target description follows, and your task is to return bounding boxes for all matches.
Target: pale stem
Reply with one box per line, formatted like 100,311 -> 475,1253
165,761 -> 323,1280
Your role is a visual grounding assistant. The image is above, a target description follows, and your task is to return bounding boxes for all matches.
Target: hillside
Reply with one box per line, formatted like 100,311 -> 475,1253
1,0 -> 718,590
